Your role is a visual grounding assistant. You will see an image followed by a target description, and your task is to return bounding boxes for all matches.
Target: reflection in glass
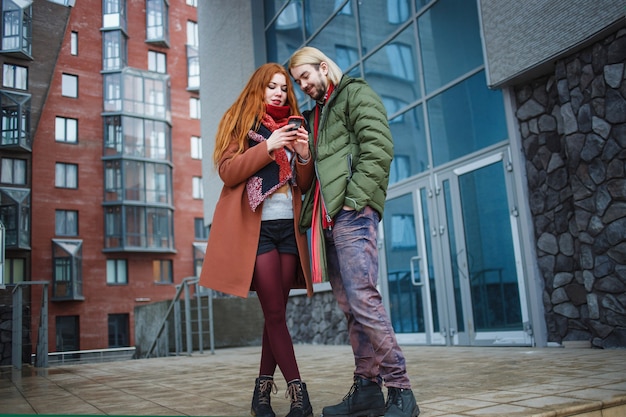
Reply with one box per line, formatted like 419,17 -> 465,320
364,25 -> 421,103
308,12 -> 358,70
359,0 -> 410,51
458,162 -> 522,331
418,0 -> 483,93
266,0 -> 304,64
428,71 -> 506,167
388,105 -> 428,184
383,194 -> 424,333
304,0 -> 352,39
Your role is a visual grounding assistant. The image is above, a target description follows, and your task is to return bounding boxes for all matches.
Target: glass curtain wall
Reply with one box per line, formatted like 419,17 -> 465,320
264,0 -> 527,346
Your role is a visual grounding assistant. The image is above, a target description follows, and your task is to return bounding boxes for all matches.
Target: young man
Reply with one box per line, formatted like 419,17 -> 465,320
289,46 -> 420,417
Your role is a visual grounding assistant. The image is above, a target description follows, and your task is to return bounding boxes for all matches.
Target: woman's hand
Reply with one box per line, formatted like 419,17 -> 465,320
266,125 -> 310,160
266,124 -> 298,153
291,126 -> 311,160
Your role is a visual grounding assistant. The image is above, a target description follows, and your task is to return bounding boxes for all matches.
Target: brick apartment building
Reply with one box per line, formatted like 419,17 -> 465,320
0,0 -> 205,361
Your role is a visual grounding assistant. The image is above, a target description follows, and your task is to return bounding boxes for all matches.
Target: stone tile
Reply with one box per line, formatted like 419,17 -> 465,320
1,345 -> 626,416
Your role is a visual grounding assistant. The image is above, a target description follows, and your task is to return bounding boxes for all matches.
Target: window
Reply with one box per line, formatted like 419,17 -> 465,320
1,158 -> 26,184
1,1 -> 32,56
194,218 -> 209,240
189,97 -> 200,119
193,242 -> 206,277
104,71 -> 169,120
0,188 -> 30,249
335,0 -> 352,15
391,214 -> 416,249
61,74 -> 78,98
0,91 -> 31,149
103,31 -> 126,71
2,64 -> 27,89
190,136 -> 201,159
52,239 -> 83,300
148,50 -> 166,73
146,0 -> 169,43
153,259 -> 172,283
104,205 -> 174,250
186,21 -> 198,48
70,31 -> 78,55
103,0 -> 126,30
55,117 -> 78,143
187,46 -> 199,89
3,258 -> 25,285
106,259 -> 127,284
385,42 -> 415,82
55,210 -> 78,236
104,115 -> 171,160
192,176 -> 203,199
335,46 -> 358,72
387,0 -> 410,24
186,0 -> 197,6
56,316 -> 79,351
108,314 -> 130,347
55,163 -> 78,188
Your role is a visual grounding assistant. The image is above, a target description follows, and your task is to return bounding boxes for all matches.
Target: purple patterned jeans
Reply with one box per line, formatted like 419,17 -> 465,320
324,206 -> 411,389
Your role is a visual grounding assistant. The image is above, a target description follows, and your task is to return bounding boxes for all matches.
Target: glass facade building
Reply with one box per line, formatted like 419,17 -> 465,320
202,0 -> 626,349
237,0 -> 532,347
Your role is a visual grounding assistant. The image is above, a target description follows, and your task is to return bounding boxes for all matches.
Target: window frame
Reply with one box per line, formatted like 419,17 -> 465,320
0,157 -> 26,185
2,63 -> 28,90
55,116 -> 78,143
61,73 -> 78,98
106,259 -> 128,285
55,162 -> 78,189
55,209 -> 79,236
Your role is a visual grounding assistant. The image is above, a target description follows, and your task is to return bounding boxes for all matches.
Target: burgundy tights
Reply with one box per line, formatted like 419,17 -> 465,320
253,249 -> 300,382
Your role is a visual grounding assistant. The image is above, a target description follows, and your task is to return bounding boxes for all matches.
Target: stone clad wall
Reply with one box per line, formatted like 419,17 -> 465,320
287,289 -> 349,345
515,28 -> 626,348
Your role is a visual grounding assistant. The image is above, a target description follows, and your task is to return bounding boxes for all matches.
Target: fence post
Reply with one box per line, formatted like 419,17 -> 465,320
184,281 -> 193,355
35,283 -> 49,368
11,285 -> 23,369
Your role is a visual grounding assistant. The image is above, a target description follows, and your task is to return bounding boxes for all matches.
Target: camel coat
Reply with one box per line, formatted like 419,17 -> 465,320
199,135 -> 315,298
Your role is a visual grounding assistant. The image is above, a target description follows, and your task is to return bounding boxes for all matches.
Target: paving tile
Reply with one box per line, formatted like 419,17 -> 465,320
1,344 -> 626,416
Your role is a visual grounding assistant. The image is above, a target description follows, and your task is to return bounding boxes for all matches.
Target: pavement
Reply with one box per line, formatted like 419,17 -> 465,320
1,344 -> 626,417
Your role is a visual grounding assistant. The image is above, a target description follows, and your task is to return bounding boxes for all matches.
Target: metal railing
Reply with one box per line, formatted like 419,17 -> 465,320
32,347 -> 137,366
146,276 -> 214,358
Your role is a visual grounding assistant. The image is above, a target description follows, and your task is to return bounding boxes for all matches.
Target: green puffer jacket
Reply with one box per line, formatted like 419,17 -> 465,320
299,75 -> 394,233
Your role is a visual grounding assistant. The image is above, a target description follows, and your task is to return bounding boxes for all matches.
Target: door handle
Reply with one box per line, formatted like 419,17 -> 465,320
410,256 -> 424,287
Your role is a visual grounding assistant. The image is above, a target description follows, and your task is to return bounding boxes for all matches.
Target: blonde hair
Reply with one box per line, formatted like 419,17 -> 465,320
288,46 -> 343,85
213,63 -> 301,165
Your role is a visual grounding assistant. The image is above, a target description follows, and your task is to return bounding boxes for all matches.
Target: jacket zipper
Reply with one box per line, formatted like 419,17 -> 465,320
314,160 -> 333,230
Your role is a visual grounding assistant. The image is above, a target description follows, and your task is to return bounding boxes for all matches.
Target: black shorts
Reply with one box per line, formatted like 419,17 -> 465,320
257,219 -> 298,255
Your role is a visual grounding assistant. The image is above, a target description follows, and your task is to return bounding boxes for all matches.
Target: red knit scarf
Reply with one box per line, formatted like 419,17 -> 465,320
245,104 -> 295,211
311,83 -> 334,283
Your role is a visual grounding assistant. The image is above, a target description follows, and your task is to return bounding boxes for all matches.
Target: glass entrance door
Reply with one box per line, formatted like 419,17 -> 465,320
381,149 -> 532,346
381,179 -> 445,345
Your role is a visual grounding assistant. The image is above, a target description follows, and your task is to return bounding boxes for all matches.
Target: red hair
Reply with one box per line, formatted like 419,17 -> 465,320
213,63 -> 302,165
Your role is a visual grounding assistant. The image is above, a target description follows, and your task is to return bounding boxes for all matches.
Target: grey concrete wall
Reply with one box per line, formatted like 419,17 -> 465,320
198,0 -> 266,224
478,0 -> 625,87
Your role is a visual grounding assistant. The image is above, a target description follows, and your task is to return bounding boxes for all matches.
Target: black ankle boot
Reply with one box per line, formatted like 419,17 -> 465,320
251,376 -> 277,417
285,380 -> 313,417
321,376 -> 385,417
384,387 -> 420,417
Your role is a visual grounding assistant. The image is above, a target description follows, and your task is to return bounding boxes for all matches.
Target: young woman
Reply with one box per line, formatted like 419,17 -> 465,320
199,63 -> 314,417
